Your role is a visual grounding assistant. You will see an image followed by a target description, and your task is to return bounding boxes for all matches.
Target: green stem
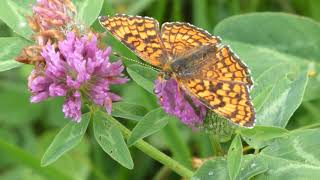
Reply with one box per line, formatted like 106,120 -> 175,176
103,114 -> 194,178
209,135 -> 223,156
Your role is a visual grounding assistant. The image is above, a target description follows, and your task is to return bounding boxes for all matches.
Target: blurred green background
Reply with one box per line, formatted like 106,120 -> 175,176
0,0 -> 320,179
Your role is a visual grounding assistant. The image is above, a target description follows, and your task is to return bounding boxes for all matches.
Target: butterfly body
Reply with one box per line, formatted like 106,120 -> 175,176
170,44 -> 216,77
99,14 -> 255,127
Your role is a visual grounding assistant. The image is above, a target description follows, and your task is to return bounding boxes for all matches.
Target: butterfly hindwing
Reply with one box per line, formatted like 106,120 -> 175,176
174,44 -> 255,127
180,78 -> 255,127
195,45 -> 254,88
211,46 -> 253,87
99,14 -> 168,67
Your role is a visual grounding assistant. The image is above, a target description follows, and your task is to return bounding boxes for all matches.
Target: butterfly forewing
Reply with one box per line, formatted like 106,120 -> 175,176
161,22 -> 221,58
213,46 -> 253,87
99,14 -> 168,67
188,45 -> 253,86
172,44 -> 253,86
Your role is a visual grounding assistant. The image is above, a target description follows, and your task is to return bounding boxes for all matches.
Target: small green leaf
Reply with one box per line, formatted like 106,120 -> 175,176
192,158 -> 228,180
74,0 -> 104,26
41,113 -> 90,166
228,135 -> 243,180
127,64 -> 158,94
93,112 -> 134,169
111,102 -> 148,121
0,37 -> 31,72
39,131 -> 91,180
0,0 -> 33,40
236,155 -> 267,180
127,108 -> 169,146
239,126 -> 289,149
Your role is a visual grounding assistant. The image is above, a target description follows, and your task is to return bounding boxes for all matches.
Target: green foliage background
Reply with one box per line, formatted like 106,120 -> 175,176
0,0 -> 320,179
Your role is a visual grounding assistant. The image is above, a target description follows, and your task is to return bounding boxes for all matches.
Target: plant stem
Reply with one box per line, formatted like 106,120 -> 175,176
103,114 -> 194,178
209,135 -> 223,156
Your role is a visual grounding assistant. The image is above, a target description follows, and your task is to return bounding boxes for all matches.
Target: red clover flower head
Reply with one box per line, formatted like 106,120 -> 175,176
154,77 -> 207,127
28,32 -> 128,122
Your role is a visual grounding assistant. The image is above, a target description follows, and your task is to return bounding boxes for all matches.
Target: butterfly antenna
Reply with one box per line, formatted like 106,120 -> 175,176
113,52 -> 161,72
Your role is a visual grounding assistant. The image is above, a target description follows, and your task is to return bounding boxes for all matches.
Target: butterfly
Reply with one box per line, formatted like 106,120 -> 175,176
99,14 -> 255,127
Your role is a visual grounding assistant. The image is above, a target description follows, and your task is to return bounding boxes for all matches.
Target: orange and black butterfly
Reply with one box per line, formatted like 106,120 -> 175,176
99,14 -> 255,127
